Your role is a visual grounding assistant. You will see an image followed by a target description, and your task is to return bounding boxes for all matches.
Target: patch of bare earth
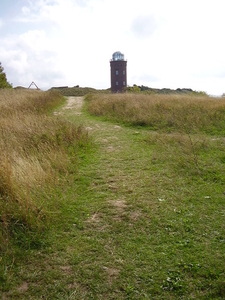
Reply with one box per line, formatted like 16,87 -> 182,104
54,96 -> 84,115
108,199 -> 142,223
85,212 -> 110,232
109,199 -> 128,213
103,266 -> 120,284
2,282 -> 29,299
60,265 -> 73,275
17,282 -> 29,293
63,96 -> 84,113
86,212 -> 102,224
129,210 -> 141,221
107,199 -> 128,222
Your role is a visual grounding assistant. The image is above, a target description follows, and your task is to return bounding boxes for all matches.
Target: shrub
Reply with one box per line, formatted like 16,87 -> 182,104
0,62 -> 12,88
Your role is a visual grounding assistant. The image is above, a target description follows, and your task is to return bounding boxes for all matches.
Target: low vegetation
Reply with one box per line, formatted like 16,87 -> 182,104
50,86 -> 111,96
0,89 -> 90,284
49,85 -> 204,97
125,84 -> 207,95
86,93 -> 225,135
1,91 -> 224,299
84,93 -> 225,298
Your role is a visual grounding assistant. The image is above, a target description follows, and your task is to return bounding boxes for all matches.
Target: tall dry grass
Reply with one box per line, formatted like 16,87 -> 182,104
86,93 -> 225,180
0,89 -> 89,252
86,93 -> 225,135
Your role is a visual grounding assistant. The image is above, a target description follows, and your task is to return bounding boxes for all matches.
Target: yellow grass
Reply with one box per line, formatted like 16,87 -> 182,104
86,93 -> 225,134
0,89 -> 89,251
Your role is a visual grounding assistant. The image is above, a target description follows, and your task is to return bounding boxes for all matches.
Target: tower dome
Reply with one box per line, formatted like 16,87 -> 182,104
112,51 -> 124,61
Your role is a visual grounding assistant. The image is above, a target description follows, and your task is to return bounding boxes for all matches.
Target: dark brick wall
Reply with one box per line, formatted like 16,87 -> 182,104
110,60 -> 127,93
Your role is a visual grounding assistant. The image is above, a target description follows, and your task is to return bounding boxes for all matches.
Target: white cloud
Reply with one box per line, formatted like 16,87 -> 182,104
21,6 -> 31,16
131,15 -> 158,39
0,28 -> 64,88
0,0 -> 225,94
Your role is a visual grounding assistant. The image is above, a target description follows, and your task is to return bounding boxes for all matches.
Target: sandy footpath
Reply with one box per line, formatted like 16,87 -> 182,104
62,96 -> 84,114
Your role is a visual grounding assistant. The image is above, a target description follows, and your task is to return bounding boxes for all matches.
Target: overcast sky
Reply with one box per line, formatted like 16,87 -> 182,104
0,0 -> 224,95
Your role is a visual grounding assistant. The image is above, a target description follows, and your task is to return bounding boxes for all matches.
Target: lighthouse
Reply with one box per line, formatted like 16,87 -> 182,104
110,51 -> 127,93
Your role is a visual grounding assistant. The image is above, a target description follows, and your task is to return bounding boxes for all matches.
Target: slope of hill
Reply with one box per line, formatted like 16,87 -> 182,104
49,85 -> 206,96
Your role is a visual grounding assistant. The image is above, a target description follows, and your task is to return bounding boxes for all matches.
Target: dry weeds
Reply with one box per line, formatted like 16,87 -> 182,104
0,89 -> 89,251
86,93 -> 225,134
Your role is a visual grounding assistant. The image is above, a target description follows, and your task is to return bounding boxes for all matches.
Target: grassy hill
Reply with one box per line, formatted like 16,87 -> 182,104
50,86 -> 111,96
49,85 -> 206,97
1,91 -> 224,299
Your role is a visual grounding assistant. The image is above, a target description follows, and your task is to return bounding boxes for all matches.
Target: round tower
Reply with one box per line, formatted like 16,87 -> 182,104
110,51 -> 127,93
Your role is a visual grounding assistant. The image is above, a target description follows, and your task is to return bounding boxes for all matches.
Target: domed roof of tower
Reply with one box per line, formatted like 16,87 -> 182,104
112,51 -> 124,61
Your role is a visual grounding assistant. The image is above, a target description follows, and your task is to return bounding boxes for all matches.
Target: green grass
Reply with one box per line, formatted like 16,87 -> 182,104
85,93 -> 225,135
50,86 -> 111,96
1,93 -> 224,299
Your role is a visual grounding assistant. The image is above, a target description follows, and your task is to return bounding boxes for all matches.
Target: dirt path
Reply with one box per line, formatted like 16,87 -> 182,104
62,96 -> 84,113
60,96 -> 154,209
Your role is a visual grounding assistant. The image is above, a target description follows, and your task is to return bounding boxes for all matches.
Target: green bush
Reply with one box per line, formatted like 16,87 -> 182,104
0,62 -> 12,88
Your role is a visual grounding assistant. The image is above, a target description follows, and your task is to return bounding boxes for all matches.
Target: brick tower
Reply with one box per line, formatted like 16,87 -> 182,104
110,51 -> 127,93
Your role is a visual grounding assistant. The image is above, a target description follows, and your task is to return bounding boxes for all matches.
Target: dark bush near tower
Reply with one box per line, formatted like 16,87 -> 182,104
0,62 -> 12,88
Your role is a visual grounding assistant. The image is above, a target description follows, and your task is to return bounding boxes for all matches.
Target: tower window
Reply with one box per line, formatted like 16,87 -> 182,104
116,81 -> 118,86
123,81 -> 126,86
116,70 -> 119,75
123,70 -> 125,75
